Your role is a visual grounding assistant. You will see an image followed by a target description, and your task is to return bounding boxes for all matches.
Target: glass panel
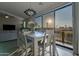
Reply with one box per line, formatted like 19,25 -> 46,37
35,16 -> 42,28
43,12 -> 54,28
55,5 -> 73,47
42,12 -> 55,56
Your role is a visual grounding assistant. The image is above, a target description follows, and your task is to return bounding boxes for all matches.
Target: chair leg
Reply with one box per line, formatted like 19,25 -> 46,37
50,44 -> 52,56
42,46 -> 45,56
38,47 -> 40,56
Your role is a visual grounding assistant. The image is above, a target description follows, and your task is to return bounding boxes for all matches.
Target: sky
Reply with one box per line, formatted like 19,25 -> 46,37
55,5 -> 72,28
35,5 -> 72,28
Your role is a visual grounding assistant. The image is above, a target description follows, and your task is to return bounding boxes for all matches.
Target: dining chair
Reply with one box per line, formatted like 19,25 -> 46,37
17,30 -> 34,56
41,29 -> 59,56
38,29 -> 53,56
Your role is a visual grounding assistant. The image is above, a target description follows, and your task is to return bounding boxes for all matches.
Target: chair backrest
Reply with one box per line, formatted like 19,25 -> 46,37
45,29 -> 54,45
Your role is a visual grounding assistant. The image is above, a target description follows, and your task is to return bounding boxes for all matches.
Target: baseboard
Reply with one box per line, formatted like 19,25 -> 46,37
0,39 -> 17,43
56,43 -> 73,50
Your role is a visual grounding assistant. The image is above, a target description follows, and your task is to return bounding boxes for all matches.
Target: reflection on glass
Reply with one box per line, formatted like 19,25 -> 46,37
43,12 -> 54,28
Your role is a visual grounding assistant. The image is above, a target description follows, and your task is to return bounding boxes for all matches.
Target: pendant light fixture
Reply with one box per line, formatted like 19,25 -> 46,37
24,2 -> 36,16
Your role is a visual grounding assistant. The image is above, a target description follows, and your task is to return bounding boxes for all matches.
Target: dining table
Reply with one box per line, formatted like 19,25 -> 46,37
24,31 -> 48,56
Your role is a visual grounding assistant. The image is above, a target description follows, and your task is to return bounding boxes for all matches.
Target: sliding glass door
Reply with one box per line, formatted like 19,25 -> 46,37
55,4 -> 73,56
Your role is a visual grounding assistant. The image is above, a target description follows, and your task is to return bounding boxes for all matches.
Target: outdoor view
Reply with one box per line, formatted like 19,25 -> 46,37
55,5 -> 73,47
35,16 -> 42,28
35,5 -> 73,47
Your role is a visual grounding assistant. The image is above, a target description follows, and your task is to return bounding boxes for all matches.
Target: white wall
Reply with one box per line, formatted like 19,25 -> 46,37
0,16 -> 22,41
0,31 -> 17,42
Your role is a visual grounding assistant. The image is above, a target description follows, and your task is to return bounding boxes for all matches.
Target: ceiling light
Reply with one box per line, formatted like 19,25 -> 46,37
24,8 -> 36,16
24,2 -> 36,16
5,16 -> 9,18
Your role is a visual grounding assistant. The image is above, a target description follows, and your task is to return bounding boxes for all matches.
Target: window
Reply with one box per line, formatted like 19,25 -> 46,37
43,12 -> 54,28
55,5 -> 73,45
35,16 -> 42,28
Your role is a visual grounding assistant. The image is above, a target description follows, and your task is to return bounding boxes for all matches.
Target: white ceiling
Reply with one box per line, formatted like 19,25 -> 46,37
0,2 -> 68,19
